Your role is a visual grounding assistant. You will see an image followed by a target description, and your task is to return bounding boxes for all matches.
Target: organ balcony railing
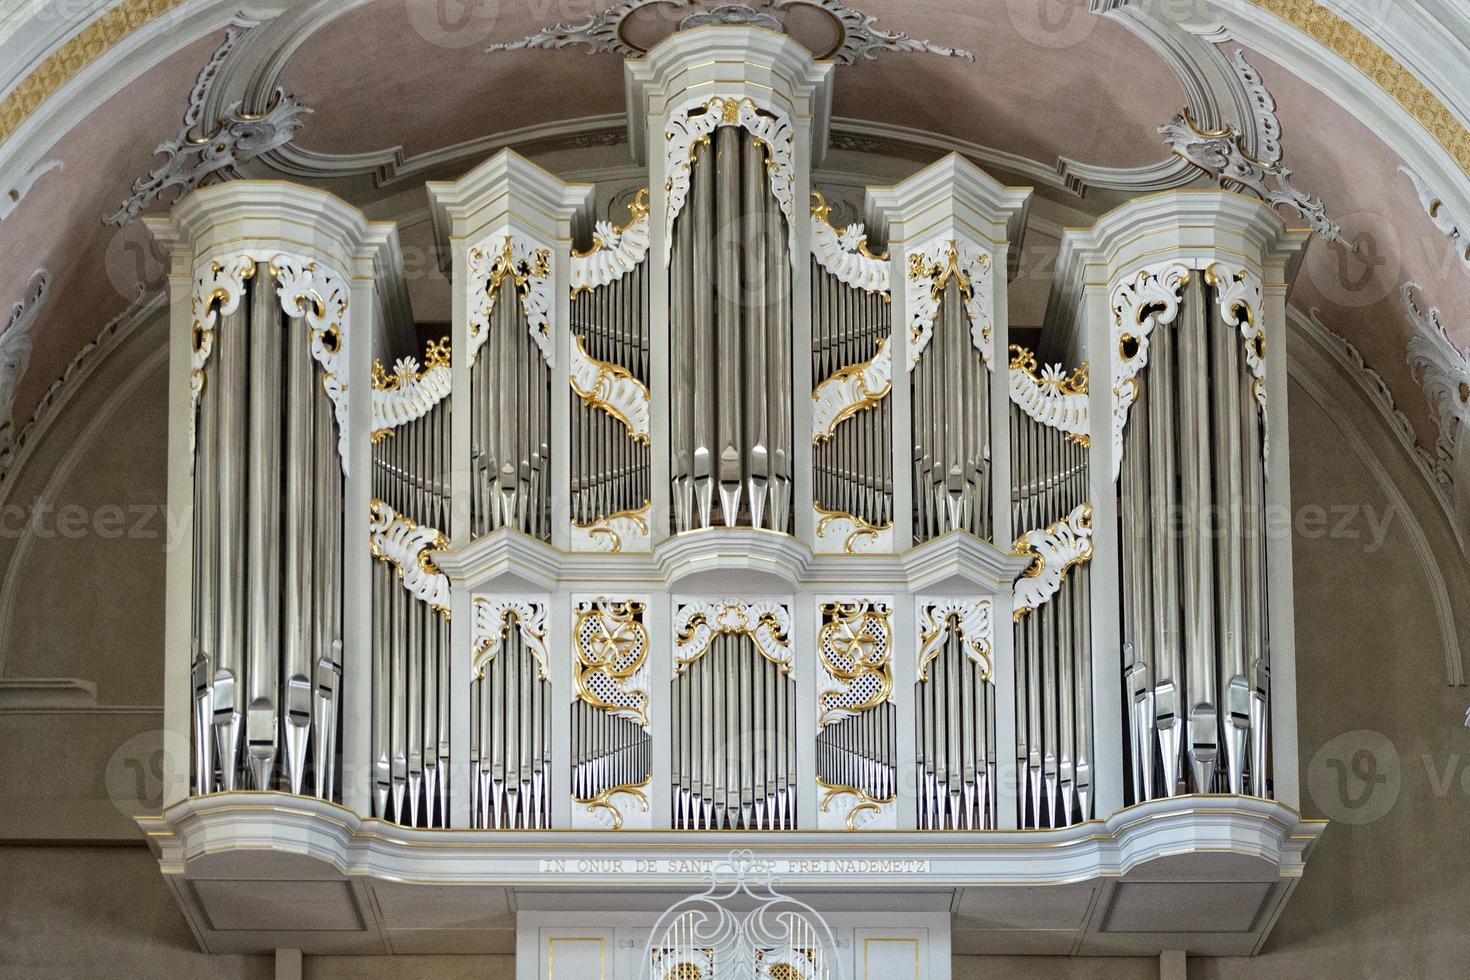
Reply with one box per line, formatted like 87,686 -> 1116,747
148,25 -> 1308,837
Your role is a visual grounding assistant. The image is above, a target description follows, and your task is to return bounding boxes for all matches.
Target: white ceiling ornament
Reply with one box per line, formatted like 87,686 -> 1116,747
1399,165 -> 1470,278
472,598 -> 551,681
0,270 -> 49,451
1007,345 -> 1089,445
1207,263 -> 1270,469
1111,263 -> 1189,482
0,160 -> 61,222
810,190 -> 889,293
1403,282 -> 1470,482
104,28 -> 309,226
1012,502 -> 1094,620
570,189 -> 651,294
916,598 -> 992,682
187,253 -> 256,457
487,0 -> 972,65
663,94 -> 798,266
270,254 -> 352,475
1159,50 -> 1351,248
769,0 -> 974,63
368,498 -> 450,615
672,599 -> 793,675
467,235 -> 554,367
905,236 -> 993,372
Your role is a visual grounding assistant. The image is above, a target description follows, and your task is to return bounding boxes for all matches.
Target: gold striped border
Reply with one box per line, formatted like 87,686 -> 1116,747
0,0 -> 1467,187
1246,0 -> 1470,176
0,0 -> 190,147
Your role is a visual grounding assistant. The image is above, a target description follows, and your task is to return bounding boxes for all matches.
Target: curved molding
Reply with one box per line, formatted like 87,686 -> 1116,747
1290,306 -> 1465,685
0,300 -> 168,675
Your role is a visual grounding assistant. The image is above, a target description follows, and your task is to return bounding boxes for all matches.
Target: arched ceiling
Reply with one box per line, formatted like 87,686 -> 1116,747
0,0 -> 1467,508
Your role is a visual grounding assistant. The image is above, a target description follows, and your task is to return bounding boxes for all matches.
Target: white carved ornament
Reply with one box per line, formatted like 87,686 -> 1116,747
811,336 -> 891,443
810,191 -> 889,294
368,499 -> 450,614
569,334 -> 651,443
673,600 -> 793,676
571,190 -> 651,294
372,346 -> 451,433
467,235 -> 554,367
471,598 -> 551,681
1012,502 -> 1094,619
811,501 -> 894,555
0,270 -> 49,450
906,236 -> 994,372
1111,263 -> 1189,481
1008,346 -> 1089,445
1207,263 -> 1271,469
663,95 -> 798,267
569,502 -> 652,554
1399,166 -> 1470,278
916,598 -> 993,682
1403,282 -> 1470,480
188,253 -> 255,456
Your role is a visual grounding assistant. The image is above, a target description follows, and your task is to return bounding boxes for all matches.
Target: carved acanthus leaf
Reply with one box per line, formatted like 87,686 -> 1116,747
571,190 -> 651,294
1008,345 -> 1089,445
810,190 -> 889,294
1207,263 -> 1270,469
906,236 -> 993,371
0,270 -> 50,450
1403,282 -> 1470,482
271,255 -> 351,474
471,598 -> 550,681
812,337 -> 891,444
467,235 -> 554,367
916,598 -> 992,682
673,600 -> 792,675
369,499 -> 450,615
570,334 -> 651,443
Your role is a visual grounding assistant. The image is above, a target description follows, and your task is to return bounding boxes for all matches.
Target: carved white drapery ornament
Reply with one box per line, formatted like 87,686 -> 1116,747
1110,262 -> 1189,481
471,598 -> 551,681
905,235 -> 993,371
467,235 -> 554,367
673,599 -> 793,675
916,598 -> 993,682
368,499 -> 450,615
1012,502 -> 1094,620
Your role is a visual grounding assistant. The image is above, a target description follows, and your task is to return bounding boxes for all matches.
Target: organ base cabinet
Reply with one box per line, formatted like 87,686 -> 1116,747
141,21 -> 1320,969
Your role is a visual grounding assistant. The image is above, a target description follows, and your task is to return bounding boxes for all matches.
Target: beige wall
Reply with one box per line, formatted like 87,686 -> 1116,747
2,327 -> 1467,978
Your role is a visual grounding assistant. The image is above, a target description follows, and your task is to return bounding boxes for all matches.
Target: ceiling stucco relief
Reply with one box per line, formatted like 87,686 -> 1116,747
0,158 -> 61,221
105,26 -> 309,225
1160,48 -> 1350,246
1399,164 -> 1470,278
1403,283 -> 1470,489
0,269 -> 49,452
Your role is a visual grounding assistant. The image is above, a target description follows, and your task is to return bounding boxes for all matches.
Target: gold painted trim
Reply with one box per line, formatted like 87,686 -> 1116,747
569,334 -> 652,444
811,337 -> 892,444
573,599 -> 650,726
573,776 -> 651,831
816,775 -> 896,831
570,500 -> 652,554
812,500 -> 893,554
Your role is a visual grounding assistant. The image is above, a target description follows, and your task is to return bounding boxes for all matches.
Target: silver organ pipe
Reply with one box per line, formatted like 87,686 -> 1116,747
571,600 -> 652,828
669,119 -> 793,533
911,262 -> 991,545
915,602 -> 996,829
671,603 -> 797,830
471,244 -> 553,540
1119,269 -> 1272,803
815,602 -> 896,829
471,603 -> 552,829
810,259 -> 894,532
1008,346 -> 1093,827
191,260 -> 345,799
369,339 -> 453,826
569,194 -> 652,535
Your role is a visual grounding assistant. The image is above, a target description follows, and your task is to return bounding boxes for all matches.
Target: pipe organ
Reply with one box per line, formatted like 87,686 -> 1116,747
152,26 -> 1306,854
